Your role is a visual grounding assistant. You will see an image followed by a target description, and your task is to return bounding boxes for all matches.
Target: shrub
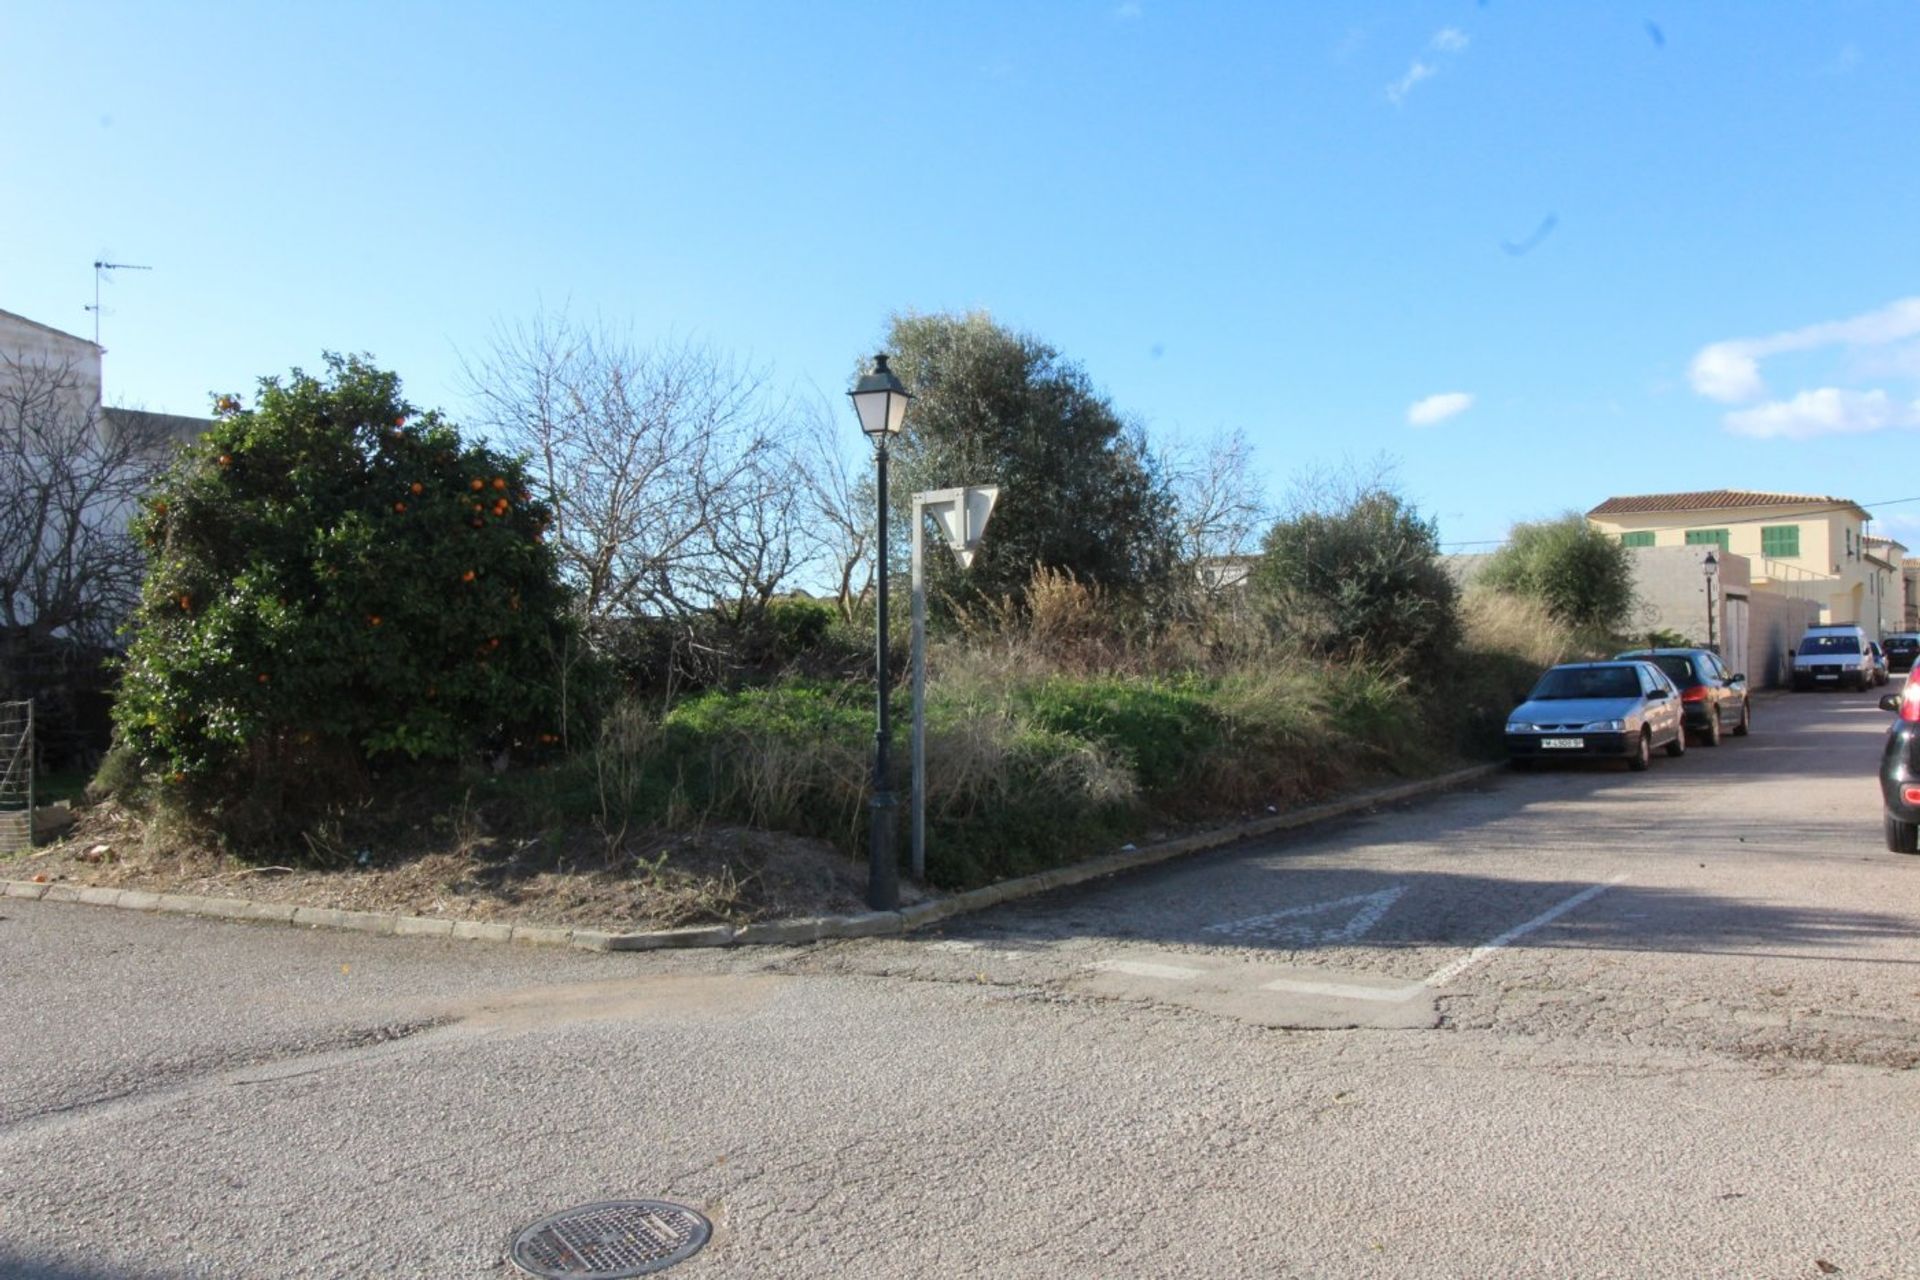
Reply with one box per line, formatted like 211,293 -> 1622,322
112,355 -> 574,835
1251,484 -> 1457,667
1480,514 -> 1634,631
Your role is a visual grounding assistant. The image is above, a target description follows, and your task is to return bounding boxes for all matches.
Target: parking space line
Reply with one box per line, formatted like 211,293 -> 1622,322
1089,959 -> 1211,980
1420,874 -> 1629,989
1260,978 -> 1424,1003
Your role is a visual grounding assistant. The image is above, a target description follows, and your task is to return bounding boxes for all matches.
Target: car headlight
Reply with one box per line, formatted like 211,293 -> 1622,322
1506,722 -> 1536,733
1580,719 -> 1625,732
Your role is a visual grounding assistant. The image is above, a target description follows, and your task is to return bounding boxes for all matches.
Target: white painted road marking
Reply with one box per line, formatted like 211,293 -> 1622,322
1083,875 -> 1628,1005
1204,886 -> 1408,945
1260,977 -> 1424,1003
1419,874 -> 1630,989
1089,959 -> 1211,981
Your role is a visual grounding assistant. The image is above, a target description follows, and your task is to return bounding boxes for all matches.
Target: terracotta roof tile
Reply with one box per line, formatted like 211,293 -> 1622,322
1586,489 -> 1859,517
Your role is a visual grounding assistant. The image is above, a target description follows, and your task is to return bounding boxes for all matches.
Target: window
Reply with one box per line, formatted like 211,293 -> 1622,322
1685,528 -> 1730,551
1620,531 -> 1655,547
1760,524 -> 1800,558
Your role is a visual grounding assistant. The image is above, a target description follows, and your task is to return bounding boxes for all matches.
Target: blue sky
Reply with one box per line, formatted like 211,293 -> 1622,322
5,1 -> 1918,548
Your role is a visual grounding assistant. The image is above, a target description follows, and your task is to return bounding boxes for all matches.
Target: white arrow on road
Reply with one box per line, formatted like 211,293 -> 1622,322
1204,886 -> 1407,946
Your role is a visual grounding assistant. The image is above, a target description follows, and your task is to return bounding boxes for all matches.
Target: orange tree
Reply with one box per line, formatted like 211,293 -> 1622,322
114,355 -> 576,824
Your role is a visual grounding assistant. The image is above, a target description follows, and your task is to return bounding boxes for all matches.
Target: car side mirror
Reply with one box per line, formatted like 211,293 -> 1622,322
1881,694 -> 1902,713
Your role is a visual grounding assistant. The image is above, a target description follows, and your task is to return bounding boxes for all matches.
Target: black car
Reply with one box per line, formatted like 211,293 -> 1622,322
1613,647 -> 1752,746
1884,632 -> 1920,674
1879,681 -> 1920,852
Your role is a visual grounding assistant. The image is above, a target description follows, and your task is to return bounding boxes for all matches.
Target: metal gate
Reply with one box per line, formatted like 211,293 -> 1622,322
0,701 -> 32,854
1723,595 -> 1750,681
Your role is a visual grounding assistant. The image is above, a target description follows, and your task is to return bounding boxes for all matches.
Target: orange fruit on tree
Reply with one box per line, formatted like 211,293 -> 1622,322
410,482 -> 424,495
461,569 -> 476,583
393,501 -> 407,514
368,614 -> 383,627
470,478 -> 485,492
492,476 -> 507,491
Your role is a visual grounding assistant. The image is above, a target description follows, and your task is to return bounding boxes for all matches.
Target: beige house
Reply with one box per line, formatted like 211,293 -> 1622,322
1587,490 -> 1882,638
1864,535 -> 1914,633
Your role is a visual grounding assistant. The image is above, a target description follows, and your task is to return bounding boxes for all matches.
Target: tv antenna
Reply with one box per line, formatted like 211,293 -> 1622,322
86,259 -> 152,346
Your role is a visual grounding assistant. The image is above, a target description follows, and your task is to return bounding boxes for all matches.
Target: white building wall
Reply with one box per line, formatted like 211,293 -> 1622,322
0,310 -> 101,421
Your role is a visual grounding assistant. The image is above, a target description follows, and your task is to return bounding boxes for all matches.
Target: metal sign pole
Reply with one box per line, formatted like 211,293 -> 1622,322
910,496 -> 928,882
908,485 -> 999,885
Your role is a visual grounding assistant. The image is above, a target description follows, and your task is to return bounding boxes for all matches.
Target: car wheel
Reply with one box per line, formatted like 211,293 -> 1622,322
1732,700 -> 1751,737
1698,713 -> 1722,747
1664,724 -> 1687,757
1885,812 -> 1919,854
1628,729 -> 1652,771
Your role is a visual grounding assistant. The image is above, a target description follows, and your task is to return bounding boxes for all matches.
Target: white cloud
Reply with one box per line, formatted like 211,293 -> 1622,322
1688,345 -> 1766,403
1387,60 -> 1435,105
1407,391 -> 1474,427
1723,388 -> 1920,440
1388,28 -> 1468,105
1111,1 -> 1143,19
1689,296 -> 1920,403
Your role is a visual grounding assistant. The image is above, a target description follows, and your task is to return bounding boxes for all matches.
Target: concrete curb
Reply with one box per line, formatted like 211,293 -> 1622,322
1,761 -> 1504,953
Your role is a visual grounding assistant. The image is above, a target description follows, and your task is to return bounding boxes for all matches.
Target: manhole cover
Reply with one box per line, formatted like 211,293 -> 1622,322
509,1200 -> 712,1278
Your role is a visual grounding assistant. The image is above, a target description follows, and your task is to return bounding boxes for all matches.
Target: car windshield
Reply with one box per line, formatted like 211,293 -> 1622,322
1889,638 -> 1919,650
1529,666 -> 1642,700
1799,635 -> 1861,655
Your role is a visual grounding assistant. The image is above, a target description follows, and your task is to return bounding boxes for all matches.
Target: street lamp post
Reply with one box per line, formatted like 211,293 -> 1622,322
849,354 -> 913,911
1703,550 -> 1719,652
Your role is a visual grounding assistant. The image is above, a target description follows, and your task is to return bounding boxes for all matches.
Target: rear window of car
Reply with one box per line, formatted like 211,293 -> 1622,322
1799,635 -> 1861,655
1647,655 -> 1695,683
1530,666 -> 1643,700
1888,637 -> 1920,650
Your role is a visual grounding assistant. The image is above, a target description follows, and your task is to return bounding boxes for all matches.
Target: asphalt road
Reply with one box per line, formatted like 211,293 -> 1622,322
3,684 -> 1917,1278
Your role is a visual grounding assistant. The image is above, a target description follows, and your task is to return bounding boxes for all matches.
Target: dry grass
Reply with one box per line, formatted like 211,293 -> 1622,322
20,797 -> 870,927
1459,587 -> 1578,668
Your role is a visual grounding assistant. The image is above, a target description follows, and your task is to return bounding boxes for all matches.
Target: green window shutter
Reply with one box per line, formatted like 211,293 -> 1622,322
1684,528 -> 1730,551
1760,525 -> 1800,558
1620,531 -> 1655,547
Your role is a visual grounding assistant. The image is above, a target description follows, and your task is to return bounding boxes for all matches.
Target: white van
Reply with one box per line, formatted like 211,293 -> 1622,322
1791,625 -> 1877,691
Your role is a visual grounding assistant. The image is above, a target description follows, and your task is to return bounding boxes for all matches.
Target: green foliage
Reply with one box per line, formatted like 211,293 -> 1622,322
878,311 -> 1179,605
765,595 -> 835,656
1251,484 -> 1458,666
1480,514 -> 1635,631
1015,677 -> 1222,797
112,355 -> 574,826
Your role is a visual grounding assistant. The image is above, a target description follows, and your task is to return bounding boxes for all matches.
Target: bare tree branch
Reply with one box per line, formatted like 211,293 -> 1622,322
463,312 -> 809,632
0,354 -> 172,666
790,394 -> 874,621
1164,425 -> 1269,562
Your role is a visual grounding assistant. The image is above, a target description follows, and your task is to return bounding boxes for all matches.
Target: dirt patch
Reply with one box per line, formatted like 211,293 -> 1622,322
11,801 -> 881,930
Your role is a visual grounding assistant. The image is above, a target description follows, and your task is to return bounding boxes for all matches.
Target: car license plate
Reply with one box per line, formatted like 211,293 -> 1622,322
1540,737 -> 1584,749
1817,674 -> 1838,681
